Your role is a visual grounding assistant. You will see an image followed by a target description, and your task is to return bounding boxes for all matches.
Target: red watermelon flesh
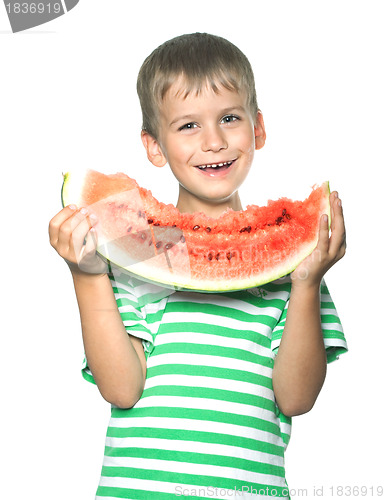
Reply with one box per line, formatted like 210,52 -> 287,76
61,169 -> 330,291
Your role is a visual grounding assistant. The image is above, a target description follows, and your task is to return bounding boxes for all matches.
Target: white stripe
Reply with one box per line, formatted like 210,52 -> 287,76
108,416 -> 285,447
324,337 -> 347,345
162,310 -> 279,332
320,292 -> 334,302
153,330 -> 274,364
169,291 -> 287,316
279,422 -> 291,437
147,351 -> 273,376
144,373 -> 274,400
134,395 -> 278,426
111,279 -> 137,293
105,436 -> 283,467
100,457 -> 287,488
146,320 -> 164,336
250,287 -> 290,301
97,476 -> 289,499
117,304 -> 143,316
321,322 -> 344,333
114,291 -> 138,301
122,318 -> 161,337
145,299 -> 168,313
170,287 -> 289,302
320,306 -> 339,314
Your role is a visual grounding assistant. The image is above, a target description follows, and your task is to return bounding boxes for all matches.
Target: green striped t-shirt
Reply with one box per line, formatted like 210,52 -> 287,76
82,269 -> 347,499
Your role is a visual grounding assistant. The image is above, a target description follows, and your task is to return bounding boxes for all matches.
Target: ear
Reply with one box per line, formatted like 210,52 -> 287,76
141,130 -> 168,167
254,110 -> 266,150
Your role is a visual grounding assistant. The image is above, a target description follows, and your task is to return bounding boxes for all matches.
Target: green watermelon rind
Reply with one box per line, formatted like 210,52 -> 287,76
103,237 -> 325,292
115,243 -> 318,292
61,170 -> 330,292
62,171 -> 83,208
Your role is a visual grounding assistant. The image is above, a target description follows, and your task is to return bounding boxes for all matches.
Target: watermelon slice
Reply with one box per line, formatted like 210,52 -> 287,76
61,169 -> 330,292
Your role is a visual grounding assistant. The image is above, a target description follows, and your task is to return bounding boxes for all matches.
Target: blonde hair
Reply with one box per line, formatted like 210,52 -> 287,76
137,33 -> 259,140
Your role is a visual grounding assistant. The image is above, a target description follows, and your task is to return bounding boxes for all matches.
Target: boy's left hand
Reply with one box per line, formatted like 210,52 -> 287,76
291,191 -> 346,287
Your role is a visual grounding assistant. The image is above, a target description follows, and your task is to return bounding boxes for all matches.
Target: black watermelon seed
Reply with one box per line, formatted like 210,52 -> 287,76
282,209 -> 287,216
226,251 -> 232,260
240,225 -> 251,233
140,232 -> 147,241
193,225 -> 200,230
208,253 -> 213,261
147,218 -> 154,224
180,235 -> 186,243
285,213 -> 291,220
127,226 -> 132,233
155,241 -> 163,249
215,253 -> 220,260
206,227 -> 211,232
165,243 -> 173,250
154,222 -> 160,226
275,217 -> 283,225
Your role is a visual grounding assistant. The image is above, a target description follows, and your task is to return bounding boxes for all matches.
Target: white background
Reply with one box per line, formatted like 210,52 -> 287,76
1,1 -> 384,498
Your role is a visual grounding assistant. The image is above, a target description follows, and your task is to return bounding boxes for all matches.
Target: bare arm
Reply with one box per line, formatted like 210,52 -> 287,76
272,192 -> 346,417
71,271 -> 146,408
272,282 -> 326,416
49,205 -> 146,408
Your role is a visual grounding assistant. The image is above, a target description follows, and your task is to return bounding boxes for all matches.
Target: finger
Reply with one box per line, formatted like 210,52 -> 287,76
328,197 -> 346,258
329,191 -> 338,233
56,207 -> 87,251
56,208 -> 96,259
329,190 -> 338,202
316,214 -> 330,254
68,210 -> 98,262
49,205 -> 77,247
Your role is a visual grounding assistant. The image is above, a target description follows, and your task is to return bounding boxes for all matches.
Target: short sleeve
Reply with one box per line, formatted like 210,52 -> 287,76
271,279 -> 347,363
81,267 -> 173,384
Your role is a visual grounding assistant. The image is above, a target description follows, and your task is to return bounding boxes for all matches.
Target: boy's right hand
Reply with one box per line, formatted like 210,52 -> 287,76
49,205 -> 108,276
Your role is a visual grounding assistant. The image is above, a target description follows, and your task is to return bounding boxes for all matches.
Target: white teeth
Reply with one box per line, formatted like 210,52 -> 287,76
197,161 -> 233,169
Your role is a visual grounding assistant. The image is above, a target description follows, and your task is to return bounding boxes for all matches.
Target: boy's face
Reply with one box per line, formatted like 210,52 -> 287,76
142,77 -> 265,215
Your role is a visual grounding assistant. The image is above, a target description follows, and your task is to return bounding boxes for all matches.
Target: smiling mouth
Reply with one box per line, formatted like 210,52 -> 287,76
195,160 -> 235,171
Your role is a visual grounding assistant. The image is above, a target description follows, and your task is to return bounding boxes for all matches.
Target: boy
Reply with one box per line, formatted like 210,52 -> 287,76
49,33 -> 347,499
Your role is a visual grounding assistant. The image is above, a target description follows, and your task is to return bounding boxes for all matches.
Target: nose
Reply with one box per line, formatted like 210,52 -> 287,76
201,125 -> 228,152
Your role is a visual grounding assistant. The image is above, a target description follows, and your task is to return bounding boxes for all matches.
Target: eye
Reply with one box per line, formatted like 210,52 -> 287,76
221,114 -> 240,124
178,122 -> 197,131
